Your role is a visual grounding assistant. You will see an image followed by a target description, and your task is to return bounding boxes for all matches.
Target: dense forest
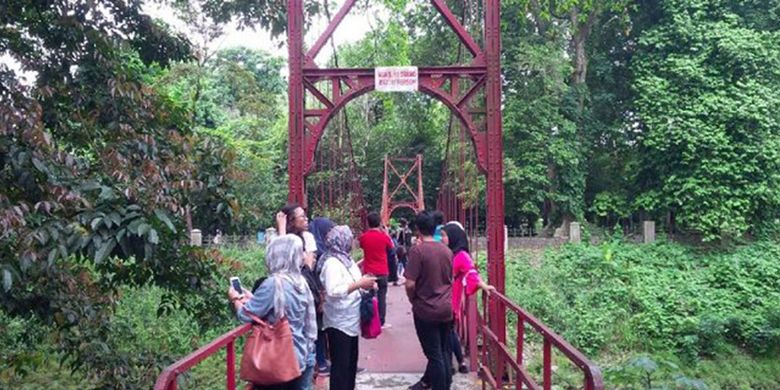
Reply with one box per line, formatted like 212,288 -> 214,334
1,0 -> 779,389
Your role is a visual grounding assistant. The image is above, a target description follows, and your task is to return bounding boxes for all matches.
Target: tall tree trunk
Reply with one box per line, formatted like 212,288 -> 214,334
570,8 -> 597,116
564,7 -> 599,229
544,161 -> 557,234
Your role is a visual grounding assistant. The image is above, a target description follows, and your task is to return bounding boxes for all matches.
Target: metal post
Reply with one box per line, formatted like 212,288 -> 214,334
485,0 -> 506,345
517,318 -> 525,367
543,338 -> 552,390
287,0 -> 305,205
417,155 -> 425,211
226,341 -> 235,390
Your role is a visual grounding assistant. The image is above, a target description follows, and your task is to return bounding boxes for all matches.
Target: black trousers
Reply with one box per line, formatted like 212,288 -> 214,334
414,316 -> 453,390
376,276 -> 389,325
326,328 -> 358,390
451,327 -> 464,364
388,254 -> 398,283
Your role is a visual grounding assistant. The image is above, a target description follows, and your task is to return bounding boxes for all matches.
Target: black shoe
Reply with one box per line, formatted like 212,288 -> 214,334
408,380 -> 430,390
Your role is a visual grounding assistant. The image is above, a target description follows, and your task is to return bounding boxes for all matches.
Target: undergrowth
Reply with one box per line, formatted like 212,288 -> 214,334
504,238 -> 780,389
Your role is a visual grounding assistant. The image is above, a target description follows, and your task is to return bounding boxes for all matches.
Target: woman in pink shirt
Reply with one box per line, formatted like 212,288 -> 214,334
442,222 -> 495,374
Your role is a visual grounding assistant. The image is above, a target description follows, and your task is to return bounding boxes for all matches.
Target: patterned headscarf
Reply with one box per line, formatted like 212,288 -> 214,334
322,225 -> 354,268
264,235 -> 318,345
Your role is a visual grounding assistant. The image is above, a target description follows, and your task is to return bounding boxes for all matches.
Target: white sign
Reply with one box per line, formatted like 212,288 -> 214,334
375,66 -> 418,92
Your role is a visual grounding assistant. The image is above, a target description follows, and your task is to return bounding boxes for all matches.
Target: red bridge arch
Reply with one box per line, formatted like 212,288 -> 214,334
286,0 -> 507,312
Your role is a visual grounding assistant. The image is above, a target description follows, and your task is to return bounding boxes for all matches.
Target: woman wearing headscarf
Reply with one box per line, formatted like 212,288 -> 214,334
228,235 -> 318,390
307,217 -> 336,376
442,222 -> 495,374
319,226 -> 378,390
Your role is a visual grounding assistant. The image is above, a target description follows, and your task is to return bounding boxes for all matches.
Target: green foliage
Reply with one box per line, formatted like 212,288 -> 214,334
0,311 -> 49,379
506,240 -> 780,358
0,1 -> 236,384
156,47 -> 288,232
0,243 -> 264,388
632,0 -> 780,240
506,241 -> 780,388
502,2 -> 587,228
176,0 -> 322,39
590,191 -> 631,226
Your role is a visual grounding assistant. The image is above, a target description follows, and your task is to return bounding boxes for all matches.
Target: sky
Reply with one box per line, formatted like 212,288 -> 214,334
1,2 -> 383,83
143,2 -> 383,67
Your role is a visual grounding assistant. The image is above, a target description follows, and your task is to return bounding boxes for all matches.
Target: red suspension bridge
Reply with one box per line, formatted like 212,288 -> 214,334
154,1 -> 603,389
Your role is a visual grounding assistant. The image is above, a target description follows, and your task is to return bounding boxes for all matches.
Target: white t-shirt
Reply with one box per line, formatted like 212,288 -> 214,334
319,257 -> 362,336
301,231 -> 317,254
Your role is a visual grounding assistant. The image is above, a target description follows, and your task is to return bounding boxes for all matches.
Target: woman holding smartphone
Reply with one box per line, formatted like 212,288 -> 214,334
319,225 -> 377,390
228,235 -> 317,390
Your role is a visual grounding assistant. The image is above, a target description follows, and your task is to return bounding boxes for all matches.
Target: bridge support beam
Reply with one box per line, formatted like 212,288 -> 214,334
485,0 -> 506,351
287,0 -> 306,206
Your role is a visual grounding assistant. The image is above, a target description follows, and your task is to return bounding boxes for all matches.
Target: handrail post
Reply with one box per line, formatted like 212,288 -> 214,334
227,340 -> 236,390
467,294 -> 479,372
543,338 -> 552,390
516,317 -> 524,367
496,300 -> 505,388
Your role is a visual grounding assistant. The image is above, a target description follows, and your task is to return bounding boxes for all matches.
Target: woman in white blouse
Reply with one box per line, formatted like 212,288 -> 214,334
319,225 -> 377,390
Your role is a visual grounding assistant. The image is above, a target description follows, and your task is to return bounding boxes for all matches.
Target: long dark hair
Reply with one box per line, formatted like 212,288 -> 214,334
442,223 -> 469,254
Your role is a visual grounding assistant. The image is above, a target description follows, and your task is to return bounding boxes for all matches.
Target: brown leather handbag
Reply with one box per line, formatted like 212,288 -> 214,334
239,312 -> 301,385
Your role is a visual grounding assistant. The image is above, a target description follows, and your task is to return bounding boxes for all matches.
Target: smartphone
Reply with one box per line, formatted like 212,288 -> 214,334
230,277 -> 243,296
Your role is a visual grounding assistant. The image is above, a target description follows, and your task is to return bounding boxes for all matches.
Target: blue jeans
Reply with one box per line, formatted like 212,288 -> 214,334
316,329 -> 328,367
300,362 -> 315,390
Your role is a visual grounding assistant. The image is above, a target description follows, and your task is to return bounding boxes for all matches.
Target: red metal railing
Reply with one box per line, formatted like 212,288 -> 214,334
153,323 -> 252,390
156,294 -> 601,390
463,292 -> 604,390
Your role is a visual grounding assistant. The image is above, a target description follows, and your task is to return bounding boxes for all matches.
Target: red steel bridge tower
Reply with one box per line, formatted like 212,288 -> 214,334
286,0 -> 507,330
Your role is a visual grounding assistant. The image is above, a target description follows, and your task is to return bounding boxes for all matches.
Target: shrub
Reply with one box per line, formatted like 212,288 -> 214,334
505,240 -> 780,358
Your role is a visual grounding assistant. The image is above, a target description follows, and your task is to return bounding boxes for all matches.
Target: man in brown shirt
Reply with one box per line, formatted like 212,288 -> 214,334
405,210 -> 453,390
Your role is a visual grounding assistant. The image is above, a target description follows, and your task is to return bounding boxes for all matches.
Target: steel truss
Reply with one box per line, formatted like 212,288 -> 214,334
287,0 -> 505,338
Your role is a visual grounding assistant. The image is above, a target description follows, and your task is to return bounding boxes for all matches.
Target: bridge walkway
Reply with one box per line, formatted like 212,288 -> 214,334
314,283 -> 479,389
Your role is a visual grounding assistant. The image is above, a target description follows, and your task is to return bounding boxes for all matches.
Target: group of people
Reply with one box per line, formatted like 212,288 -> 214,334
227,204 -> 494,390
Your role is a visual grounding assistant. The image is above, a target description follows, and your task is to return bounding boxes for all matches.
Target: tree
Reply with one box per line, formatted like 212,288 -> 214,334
632,0 -> 780,240
171,0 -> 322,39
157,47 -> 289,233
1,1 -> 234,385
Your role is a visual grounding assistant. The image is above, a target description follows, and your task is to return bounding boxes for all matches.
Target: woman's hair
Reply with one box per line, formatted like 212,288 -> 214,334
280,203 -> 304,235
396,245 -> 407,258
432,210 -> 445,226
442,223 -> 469,254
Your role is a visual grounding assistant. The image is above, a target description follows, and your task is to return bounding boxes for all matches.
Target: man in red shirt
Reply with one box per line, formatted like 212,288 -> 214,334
359,212 -> 394,327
